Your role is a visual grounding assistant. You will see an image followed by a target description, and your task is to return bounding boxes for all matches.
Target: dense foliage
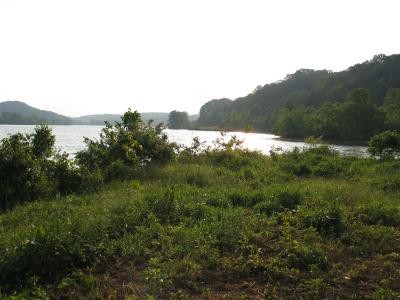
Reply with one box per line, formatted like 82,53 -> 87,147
0,112 -> 52,125
195,54 -> 400,137
274,88 -> 385,140
0,110 -> 176,210
0,125 -> 82,210
0,101 -> 171,126
368,130 -> 400,159
167,110 -> 190,129
0,101 -> 73,125
1,109 -> 400,298
0,140 -> 399,298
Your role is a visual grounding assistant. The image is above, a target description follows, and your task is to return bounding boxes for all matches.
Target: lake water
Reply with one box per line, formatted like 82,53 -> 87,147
0,125 -> 367,156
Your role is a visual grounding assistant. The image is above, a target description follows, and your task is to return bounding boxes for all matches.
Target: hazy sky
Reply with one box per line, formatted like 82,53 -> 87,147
0,0 -> 399,116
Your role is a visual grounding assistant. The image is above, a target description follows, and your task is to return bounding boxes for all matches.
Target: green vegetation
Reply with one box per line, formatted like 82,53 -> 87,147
274,88 -> 385,140
0,110 -> 176,210
167,110 -> 190,129
0,124 -> 79,210
0,101 -> 172,126
368,130 -> 400,159
0,101 -> 73,125
195,54 -> 400,139
0,112 -> 400,298
75,112 -> 170,126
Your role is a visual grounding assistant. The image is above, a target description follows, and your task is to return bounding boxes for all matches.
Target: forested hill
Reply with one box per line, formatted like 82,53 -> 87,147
196,54 -> 400,136
0,101 -> 171,126
0,101 -> 73,125
73,113 -> 169,125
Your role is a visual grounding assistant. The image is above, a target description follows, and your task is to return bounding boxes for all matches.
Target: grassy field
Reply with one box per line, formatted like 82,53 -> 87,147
1,146 -> 400,299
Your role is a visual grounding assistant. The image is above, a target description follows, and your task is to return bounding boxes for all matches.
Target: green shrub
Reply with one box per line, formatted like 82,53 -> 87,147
358,204 -> 400,227
104,159 -> 136,182
312,158 -> 346,177
184,166 -> 211,187
0,125 -> 81,210
341,224 -> 400,256
368,130 -> 400,159
145,187 -> 182,225
206,150 -> 251,170
297,205 -> 345,237
229,190 -> 265,208
372,288 -> 397,300
76,109 -> 177,179
281,240 -> 327,271
253,187 -> 303,214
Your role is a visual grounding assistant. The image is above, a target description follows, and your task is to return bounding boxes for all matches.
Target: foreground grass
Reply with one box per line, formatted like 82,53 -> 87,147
1,148 -> 400,299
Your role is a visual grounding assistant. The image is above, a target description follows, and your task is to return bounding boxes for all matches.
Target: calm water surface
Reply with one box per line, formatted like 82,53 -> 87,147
0,125 -> 367,156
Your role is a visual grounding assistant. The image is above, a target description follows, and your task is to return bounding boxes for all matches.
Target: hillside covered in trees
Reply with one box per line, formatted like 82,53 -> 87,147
196,54 -> 400,140
0,101 -> 73,125
0,101 -> 171,126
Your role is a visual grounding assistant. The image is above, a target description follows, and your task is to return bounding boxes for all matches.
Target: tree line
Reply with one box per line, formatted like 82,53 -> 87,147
274,87 -> 400,140
194,54 -> 400,137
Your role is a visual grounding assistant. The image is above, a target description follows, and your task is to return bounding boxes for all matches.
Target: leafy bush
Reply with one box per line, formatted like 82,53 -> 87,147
358,204 -> 400,227
76,109 -> 177,179
297,205 -> 345,237
253,187 -> 303,214
368,130 -> 400,159
281,240 -> 327,271
372,288 -> 397,300
341,224 -> 400,256
0,125 -> 83,210
229,190 -> 265,208
145,187 -> 182,225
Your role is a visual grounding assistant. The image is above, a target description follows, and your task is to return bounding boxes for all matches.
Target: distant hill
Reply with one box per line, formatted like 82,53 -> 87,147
74,112 -> 170,125
0,101 -> 171,126
0,101 -> 73,125
73,114 -> 122,125
196,54 -> 400,131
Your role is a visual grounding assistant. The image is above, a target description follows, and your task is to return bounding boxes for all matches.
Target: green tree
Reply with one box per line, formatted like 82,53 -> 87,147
167,110 -> 190,129
76,109 -> 177,179
0,125 -> 66,209
338,88 -> 383,140
315,102 -> 342,139
368,130 -> 400,159
381,88 -> 400,130
30,124 -> 55,158
274,106 -> 317,138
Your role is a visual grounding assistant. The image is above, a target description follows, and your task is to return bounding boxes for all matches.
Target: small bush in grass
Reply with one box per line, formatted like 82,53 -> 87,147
253,187 -> 303,214
281,240 -> 327,271
206,150 -> 251,170
185,166 -> 211,187
312,158 -> 346,177
341,224 -> 400,256
229,190 -> 265,208
145,187 -> 182,225
142,258 -> 172,297
299,278 -> 326,297
373,174 -> 400,192
372,288 -> 397,300
297,205 -> 345,237
358,204 -> 400,227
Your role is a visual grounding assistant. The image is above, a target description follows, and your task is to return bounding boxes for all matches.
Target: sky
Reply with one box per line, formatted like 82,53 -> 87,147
0,0 -> 399,117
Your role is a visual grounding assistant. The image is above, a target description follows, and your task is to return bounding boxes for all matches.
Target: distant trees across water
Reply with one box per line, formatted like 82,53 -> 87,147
167,110 -> 190,129
194,54 -> 400,140
0,111 -> 73,125
274,88 -> 400,140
